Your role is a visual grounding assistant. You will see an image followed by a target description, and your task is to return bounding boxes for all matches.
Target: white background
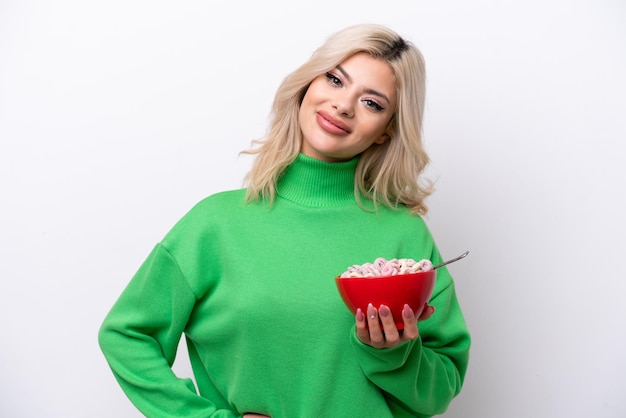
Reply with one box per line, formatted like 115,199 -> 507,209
1,1 -> 625,417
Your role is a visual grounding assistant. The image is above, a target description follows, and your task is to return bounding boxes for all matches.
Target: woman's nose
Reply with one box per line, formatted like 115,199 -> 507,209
332,98 -> 354,118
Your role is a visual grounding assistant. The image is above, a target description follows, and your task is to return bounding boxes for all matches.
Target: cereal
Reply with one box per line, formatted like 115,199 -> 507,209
339,257 -> 433,278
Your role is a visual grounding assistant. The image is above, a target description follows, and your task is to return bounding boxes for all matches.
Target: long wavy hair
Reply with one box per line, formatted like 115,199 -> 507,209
241,24 -> 433,215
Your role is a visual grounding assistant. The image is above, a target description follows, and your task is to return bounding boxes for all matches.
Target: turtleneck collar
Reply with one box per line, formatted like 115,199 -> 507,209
277,153 -> 359,207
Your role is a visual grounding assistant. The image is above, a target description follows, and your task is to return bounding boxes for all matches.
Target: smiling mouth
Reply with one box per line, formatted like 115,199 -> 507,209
317,111 -> 351,134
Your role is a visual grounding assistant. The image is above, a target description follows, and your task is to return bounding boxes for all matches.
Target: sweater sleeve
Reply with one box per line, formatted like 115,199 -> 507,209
349,268 -> 471,417
98,244 -> 238,418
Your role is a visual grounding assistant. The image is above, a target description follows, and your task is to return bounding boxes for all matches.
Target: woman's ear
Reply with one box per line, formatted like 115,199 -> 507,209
374,132 -> 391,145
375,115 -> 396,145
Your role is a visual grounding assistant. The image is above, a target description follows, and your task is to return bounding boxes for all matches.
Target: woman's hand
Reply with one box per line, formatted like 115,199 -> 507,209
355,303 -> 435,349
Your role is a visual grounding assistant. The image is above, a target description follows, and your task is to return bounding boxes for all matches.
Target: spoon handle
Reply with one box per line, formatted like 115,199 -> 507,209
433,251 -> 469,270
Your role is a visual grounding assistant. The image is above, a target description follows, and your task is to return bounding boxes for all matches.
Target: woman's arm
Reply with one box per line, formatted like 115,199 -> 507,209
350,271 -> 471,417
98,244 -> 239,418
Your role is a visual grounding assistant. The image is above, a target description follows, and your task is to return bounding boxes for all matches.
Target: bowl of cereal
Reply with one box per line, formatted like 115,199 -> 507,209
335,257 -> 436,330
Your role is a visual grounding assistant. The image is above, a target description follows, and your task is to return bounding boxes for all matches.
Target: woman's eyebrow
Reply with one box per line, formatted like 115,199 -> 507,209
336,65 -> 353,83
336,65 -> 391,105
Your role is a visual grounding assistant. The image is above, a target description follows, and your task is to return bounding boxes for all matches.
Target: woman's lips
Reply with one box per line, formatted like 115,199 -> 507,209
316,111 -> 351,135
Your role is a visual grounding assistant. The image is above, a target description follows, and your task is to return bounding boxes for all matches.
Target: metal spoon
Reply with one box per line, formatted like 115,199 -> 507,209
433,251 -> 469,270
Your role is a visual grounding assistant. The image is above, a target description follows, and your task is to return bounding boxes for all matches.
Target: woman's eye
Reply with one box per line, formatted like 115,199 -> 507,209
363,99 -> 384,111
325,72 -> 342,86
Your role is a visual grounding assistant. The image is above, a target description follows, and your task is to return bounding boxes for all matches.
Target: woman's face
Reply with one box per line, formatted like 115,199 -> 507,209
298,52 -> 397,162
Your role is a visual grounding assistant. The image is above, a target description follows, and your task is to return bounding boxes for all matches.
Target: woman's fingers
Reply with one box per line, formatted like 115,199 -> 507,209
355,303 -> 430,348
418,303 -> 436,321
378,304 -> 400,344
366,304 -> 385,346
401,304 -> 419,340
355,308 -> 370,341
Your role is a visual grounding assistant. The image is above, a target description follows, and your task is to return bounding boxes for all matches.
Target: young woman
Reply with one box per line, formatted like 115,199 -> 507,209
99,24 -> 471,418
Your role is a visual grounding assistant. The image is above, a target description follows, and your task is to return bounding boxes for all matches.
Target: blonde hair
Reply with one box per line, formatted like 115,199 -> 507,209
241,24 -> 433,215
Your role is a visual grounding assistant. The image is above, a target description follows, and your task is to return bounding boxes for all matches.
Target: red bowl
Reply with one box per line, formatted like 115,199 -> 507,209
335,270 -> 436,330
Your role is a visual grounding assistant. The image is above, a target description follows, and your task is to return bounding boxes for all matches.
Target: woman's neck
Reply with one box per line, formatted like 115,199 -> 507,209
276,153 -> 359,207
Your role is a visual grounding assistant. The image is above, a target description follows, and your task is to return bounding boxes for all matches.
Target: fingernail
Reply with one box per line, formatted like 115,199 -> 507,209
403,304 -> 414,319
379,304 -> 390,317
356,308 -> 364,321
367,303 -> 376,320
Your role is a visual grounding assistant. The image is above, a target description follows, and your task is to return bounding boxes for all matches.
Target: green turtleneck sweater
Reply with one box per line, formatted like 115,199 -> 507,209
99,154 -> 470,418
